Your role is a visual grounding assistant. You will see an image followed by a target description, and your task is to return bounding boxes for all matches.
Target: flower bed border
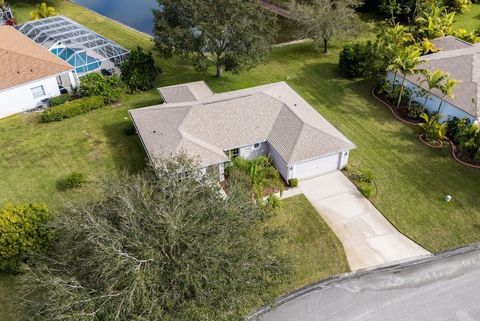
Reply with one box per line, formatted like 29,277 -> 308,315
372,86 -> 480,170
418,134 -> 443,148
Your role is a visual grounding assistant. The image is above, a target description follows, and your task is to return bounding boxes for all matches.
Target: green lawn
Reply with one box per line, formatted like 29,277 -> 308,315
3,1 -> 480,319
269,195 -> 349,294
0,273 -> 18,321
454,3 -> 480,31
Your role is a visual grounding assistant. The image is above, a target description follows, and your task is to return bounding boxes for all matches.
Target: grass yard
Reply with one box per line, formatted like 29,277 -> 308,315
2,1 -> 480,319
0,273 -> 18,321
454,3 -> 480,31
269,195 -> 350,295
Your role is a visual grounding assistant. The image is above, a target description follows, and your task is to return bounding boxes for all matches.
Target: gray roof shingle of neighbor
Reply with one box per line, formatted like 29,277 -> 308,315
158,81 -> 214,103
405,37 -> 480,118
130,82 -> 356,168
431,36 -> 472,51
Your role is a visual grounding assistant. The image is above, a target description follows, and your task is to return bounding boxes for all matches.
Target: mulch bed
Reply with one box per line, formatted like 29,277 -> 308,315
448,139 -> 480,169
371,87 -> 422,126
418,134 -> 443,149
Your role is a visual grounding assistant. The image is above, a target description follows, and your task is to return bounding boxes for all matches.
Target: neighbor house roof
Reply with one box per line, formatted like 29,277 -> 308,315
431,36 -> 472,51
0,25 -> 73,91
404,37 -> 480,118
130,82 -> 356,168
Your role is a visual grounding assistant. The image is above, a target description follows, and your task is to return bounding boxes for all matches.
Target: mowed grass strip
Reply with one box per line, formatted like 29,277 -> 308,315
269,195 -> 350,295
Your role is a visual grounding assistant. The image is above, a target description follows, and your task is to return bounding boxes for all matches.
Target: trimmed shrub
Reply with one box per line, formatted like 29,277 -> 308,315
49,94 -> 71,107
339,41 -> 375,78
80,73 -> 124,104
407,101 -> 425,120
120,46 -> 160,92
0,203 -> 51,272
266,194 -> 282,209
40,96 -> 105,122
57,172 -> 87,190
288,178 -> 299,187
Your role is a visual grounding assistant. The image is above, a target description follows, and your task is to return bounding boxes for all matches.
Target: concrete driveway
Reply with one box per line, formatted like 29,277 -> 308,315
299,172 -> 429,270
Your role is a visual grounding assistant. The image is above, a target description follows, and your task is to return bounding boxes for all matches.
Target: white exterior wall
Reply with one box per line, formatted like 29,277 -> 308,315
268,144 -> 291,182
238,142 -> 269,160
0,72 -> 76,119
387,72 -> 475,122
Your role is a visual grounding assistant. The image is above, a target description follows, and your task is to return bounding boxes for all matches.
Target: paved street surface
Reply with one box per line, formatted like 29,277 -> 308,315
253,245 -> 480,321
299,172 -> 429,270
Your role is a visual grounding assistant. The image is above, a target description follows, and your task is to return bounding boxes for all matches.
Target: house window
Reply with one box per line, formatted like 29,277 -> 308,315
229,148 -> 240,158
31,85 -> 46,98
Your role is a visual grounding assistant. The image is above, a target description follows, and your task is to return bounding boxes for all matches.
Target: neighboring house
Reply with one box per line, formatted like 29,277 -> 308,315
130,81 -> 356,182
387,36 -> 480,123
0,25 -> 78,119
0,6 -> 13,25
17,16 -> 130,76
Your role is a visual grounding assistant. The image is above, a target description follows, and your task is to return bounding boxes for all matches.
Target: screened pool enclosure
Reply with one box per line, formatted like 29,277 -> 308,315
17,16 -> 129,75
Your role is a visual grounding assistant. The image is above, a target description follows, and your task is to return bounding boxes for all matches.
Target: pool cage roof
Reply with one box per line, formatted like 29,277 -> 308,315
16,16 -> 129,75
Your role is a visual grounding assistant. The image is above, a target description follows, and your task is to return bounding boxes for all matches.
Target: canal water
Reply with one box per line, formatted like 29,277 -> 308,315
73,0 -> 158,34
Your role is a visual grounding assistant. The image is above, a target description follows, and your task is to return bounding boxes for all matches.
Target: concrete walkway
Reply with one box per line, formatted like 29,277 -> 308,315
299,172 -> 430,270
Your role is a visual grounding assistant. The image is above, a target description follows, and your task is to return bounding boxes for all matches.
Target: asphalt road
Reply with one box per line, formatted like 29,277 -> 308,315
252,244 -> 480,321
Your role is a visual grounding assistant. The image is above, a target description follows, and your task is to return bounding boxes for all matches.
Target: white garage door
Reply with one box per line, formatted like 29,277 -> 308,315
294,153 -> 340,180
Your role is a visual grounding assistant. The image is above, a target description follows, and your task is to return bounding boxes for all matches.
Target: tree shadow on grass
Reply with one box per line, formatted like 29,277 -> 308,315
101,117 -> 147,175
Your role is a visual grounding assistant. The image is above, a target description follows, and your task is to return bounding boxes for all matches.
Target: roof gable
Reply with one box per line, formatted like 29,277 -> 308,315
130,82 -> 356,167
0,26 -> 73,91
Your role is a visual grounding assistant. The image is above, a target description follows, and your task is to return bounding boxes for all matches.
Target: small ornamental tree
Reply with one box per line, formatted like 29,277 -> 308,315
19,157 -> 289,320
0,203 -> 50,272
120,47 -> 160,92
80,73 -> 124,104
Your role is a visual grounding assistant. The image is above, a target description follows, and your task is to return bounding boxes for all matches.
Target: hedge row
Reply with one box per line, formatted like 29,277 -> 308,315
49,94 -> 71,107
41,96 -> 105,122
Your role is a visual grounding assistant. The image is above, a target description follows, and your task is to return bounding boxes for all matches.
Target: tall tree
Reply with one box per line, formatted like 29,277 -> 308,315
376,24 -> 414,77
19,157 -> 288,321
289,0 -> 364,53
421,69 -> 447,108
437,75 -> 459,113
153,0 -> 277,78
416,3 -> 455,39
394,47 -> 423,109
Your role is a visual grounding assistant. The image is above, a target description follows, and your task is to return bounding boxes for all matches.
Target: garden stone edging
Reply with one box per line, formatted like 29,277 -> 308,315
371,87 -> 419,126
372,87 -> 480,170
418,134 -> 443,149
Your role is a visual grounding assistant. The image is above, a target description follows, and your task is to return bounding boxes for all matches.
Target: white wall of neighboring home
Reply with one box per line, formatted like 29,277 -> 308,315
387,72 -> 475,122
268,144 -> 291,181
0,72 -> 76,119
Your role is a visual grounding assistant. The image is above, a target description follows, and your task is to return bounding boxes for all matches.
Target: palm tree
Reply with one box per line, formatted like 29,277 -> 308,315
421,69 -> 447,109
416,4 -> 455,39
30,2 -> 56,20
419,113 -> 447,141
437,76 -> 459,114
396,47 -> 423,109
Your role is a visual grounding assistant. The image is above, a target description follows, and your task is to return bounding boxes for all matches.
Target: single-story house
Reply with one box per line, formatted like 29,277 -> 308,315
0,25 -> 78,119
387,36 -> 480,123
130,81 -> 356,182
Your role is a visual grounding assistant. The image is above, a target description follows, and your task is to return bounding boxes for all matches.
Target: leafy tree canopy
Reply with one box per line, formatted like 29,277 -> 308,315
289,0 -> 365,53
120,47 -> 160,93
20,157 -> 289,321
153,0 -> 278,77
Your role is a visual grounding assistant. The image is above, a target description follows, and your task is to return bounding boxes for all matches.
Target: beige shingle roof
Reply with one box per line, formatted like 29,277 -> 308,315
406,39 -> 480,118
0,25 -> 73,91
158,81 -> 214,103
431,36 -> 472,51
130,82 -> 355,167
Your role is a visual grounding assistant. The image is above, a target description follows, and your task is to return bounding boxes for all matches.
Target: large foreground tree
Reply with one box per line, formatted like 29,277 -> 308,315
289,0 -> 364,53
19,157 -> 288,321
153,0 -> 277,77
